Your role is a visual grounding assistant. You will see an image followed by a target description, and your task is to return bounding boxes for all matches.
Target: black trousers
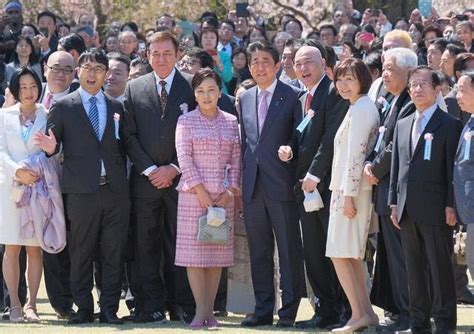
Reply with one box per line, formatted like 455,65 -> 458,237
399,213 -> 457,332
66,185 -> 130,314
297,186 -> 342,318
43,245 -> 73,311
243,177 -> 305,320
131,188 -> 191,314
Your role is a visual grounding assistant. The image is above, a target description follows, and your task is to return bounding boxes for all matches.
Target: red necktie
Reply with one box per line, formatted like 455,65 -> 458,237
305,93 -> 313,113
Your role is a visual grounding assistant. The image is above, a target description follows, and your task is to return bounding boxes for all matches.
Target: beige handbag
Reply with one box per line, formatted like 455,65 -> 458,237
454,226 -> 467,265
11,181 -> 26,203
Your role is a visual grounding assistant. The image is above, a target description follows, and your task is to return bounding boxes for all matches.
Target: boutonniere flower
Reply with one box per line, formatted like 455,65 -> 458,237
377,96 -> 387,105
424,133 -> 433,141
179,103 -> 188,113
113,113 -> 120,140
464,131 -> 473,160
423,133 -> 433,160
307,109 -> 315,118
464,131 -> 473,141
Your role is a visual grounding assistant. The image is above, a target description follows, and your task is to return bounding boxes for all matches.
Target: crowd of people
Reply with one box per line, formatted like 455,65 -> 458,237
0,0 -> 473,333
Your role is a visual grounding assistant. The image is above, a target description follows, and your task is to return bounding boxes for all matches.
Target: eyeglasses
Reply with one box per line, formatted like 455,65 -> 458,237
80,65 -> 107,74
183,59 -> 201,67
408,81 -> 432,90
46,65 -> 74,74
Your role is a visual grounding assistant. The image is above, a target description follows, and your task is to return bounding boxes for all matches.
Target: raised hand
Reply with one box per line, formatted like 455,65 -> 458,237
33,129 -> 57,155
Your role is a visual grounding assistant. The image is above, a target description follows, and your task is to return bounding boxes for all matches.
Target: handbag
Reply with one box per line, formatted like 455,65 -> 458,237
11,181 -> 26,203
454,226 -> 467,265
207,206 -> 226,227
197,214 -> 230,244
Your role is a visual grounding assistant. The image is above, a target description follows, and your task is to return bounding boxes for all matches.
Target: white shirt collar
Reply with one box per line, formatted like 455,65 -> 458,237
307,75 -> 326,96
416,103 -> 437,120
115,94 -> 125,103
257,79 -> 278,96
79,87 -> 105,103
44,85 -> 70,99
154,67 -> 176,92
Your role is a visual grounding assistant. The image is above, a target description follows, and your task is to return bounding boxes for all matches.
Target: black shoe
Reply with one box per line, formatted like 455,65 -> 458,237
457,288 -> 474,305
241,315 -> 273,327
67,310 -> 94,324
182,311 -> 195,324
2,307 -> 9,321
99,311 -> 124,325
167,305 -> 184,321
55,308 -> 76,320
295,314 -> 340,329
378,314 -> 410,332
276,317 -> 294,328
214,310 -> 228,317
133,310 -> 167,323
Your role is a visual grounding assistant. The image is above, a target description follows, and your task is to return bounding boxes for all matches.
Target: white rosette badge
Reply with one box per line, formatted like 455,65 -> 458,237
464,131 -> 473,160
180,103 -> 189,114
423,133 -> 433,161
113,113 -> 120,139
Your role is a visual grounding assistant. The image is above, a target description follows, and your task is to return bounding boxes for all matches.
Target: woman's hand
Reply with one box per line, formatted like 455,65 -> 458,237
194,184 -> 213,208
214,190 -> 233,208
15,168 -> 39,186
343,196 -> 357,219
3,88 -> 16,108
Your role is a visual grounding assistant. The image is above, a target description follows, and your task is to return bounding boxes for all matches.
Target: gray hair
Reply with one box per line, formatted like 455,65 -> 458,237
384,47 -> 418,70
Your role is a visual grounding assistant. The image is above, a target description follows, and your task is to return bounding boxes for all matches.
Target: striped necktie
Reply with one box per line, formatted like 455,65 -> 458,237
88,96 -> 100,138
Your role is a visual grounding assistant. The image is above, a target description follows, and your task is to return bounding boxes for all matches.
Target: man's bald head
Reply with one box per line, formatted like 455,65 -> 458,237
45,51 -> 76,93
294,45 -> 326,89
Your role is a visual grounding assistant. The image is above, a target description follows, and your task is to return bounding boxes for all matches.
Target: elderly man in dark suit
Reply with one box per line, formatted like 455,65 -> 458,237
290,45 -> 349,330
364,47 -> 417,332
122,31 -> 195,323
35,48 -> 130,325
454,71 -> 474,283
239,41 -> 304,328
389,66 -> 462,334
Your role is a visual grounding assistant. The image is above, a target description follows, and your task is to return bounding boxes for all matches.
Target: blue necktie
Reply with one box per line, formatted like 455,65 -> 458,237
89,96 -> 99,138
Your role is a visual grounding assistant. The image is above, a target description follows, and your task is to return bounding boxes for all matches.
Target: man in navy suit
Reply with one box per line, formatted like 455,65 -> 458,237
453,71 -> 474,280
389,66 -> 461,334
239,41 -> 304,328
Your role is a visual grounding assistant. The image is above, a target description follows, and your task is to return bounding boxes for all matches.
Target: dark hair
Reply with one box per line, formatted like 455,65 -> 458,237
445,43 -> 466,57
9,66 -> 43,102
246,41 -> 280,65
360,24 -> 376,35
302,39 -> 327,60
408,66 -> 441,89
454,52 -> 474,78
148,31 -> 179,53
278,13 -> 295,27
250,25 -> 267,41
200,17 -> 219,30
284,18 -> 303,33
192,67 -> 222,91
156,14 -> 176,28
130,57 -> 153,73
22,23 -> 40,36
220,19 -> 235,31
410,22 -> 424,34
364,51 -> 382,74
107,52 -> 131,71
37,10 -> 56,25
324,44 -> 337,70
59,33 -> 86,55
121,21 -> 139,33
200,11 -> 218,22
231,47 -> 247,63
334,58 -> 372,95
101,31 -> 119,51
342,41 -> 358,57
422,25 -> 442,40
186,47 -> 214,69
199,28 -> 219,49
56,23 -> 71,34
429,37 -> 449,53
319,24 -> 338,37
306,30 -> 320,40
13,36 -> 39,65
238,78 -> 257,91
437,72 -> 452,88
77,48 -> 109,71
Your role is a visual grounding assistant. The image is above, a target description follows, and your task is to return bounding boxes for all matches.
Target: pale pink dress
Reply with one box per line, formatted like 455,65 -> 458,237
174,108 -> 241,267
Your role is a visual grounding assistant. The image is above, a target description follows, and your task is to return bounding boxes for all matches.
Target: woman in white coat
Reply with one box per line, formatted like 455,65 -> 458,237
326,58 -> 380,333
0,67 -> 47,323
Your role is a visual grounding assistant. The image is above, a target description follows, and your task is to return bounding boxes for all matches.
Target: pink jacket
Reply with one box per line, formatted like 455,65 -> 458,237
16,153 -> 66,253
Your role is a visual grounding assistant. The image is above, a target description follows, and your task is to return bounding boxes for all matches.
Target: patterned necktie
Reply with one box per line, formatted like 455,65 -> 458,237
43,92 -> 53,110
411,114 -> 424,152
88,96 -> 100,138
258,90 -> 269,134
305,93 -> 313,113
159,80 -> 168,111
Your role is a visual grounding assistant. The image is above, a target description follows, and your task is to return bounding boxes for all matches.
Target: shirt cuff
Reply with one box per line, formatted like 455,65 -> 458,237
304,173 -> 320,183
390,205 -> 397,209
41,48 -> 51,56
142,165 -> 158,176
170,163 -> 181,174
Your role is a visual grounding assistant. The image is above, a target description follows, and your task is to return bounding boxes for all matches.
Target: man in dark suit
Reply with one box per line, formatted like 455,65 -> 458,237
389,66 -> 461,334
35,48 -> 130,325
364,48 -> 417,332
239,41 -> 304,328
122,31 -> 195,323
453,71 -> 474,285
291,45 -> 348,330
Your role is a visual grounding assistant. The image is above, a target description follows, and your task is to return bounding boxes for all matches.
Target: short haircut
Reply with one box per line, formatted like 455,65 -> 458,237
37,10 -> 56,24
23,23 -> 40,36
186,47 -> 214,69
191,67 -> 222,91
246,41 -> 280,65
334,58 -> 372,95
130,57 -> 153,73
157,14 -> 176,28
456,21 -> 473,32
121,21 -> 139,33
364,51 -> 382,74
423,25 -> 442,39
361,24 -> 376,35
284,18 -> 303,32
238,78 -> 257,91
279,13 -> 295,27
250,25 -> 268,41
220,19 -> 235,31
302,39 -> 327,60
59,33 -> 86,55
383,29 -> 412,49
107,52 -> 131,71
77,48 -> 109,71
454,52 -> 474,76
231,47 -> 247,63
9,66 -> 43,102
408,66 -> 441,89
199,27 -> 219,48
119,30 -> 137,41
148,31 -> 179,53
319,24 -> 338,37
324,44 -> 337,70
429,37 -> 449,53
445,43 -> 466,57
384,47 -> 418,70
460,70 -> 474,85
13,36 -> 39,65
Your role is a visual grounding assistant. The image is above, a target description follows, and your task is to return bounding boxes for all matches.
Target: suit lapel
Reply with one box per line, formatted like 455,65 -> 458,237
260,81 -> 285,140
299,76 -> 330,142
412,108 -> 444,159
143,72 -> 161,115
102,95 -> 114,143
72,91 -> 100,141
164,70 -> 185,118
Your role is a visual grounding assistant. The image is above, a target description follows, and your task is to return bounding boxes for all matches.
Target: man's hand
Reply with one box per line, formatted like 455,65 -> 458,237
38,34 -> 50,52
278,145 -> 292,162
363,163 -> 379,185
301,177 -> 318,193
445,207 -> 457,226
33,129 -> 57,155
148,165 -> 178,189
390,207 -> 400,230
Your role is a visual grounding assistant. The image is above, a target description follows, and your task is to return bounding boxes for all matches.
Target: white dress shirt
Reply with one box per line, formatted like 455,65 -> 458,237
41,85 -> 70,108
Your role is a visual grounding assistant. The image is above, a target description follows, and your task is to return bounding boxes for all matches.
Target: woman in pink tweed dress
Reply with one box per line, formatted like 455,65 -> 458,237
175,68 -> 241,328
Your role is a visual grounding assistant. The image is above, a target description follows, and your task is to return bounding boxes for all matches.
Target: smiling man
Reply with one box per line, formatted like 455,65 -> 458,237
105,52 -> 130,102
